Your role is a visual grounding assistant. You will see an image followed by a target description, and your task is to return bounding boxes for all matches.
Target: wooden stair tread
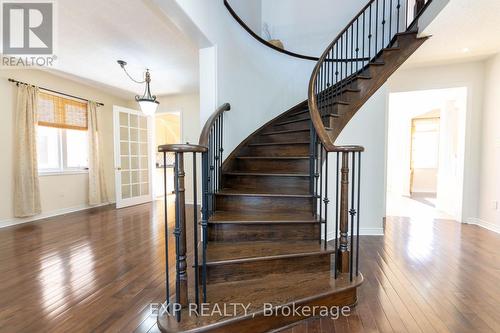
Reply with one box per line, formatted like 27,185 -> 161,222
260,128 -> 309,136
216,190 -> 313,198
206,241 -> 333,263
236,156 -> 309,160
286,109 -> 309,117
209,211 -> 317,222
158,272 -> 363,332
223,172 -> 309,177
274,118 -> 310,126
247,141 -> 309,146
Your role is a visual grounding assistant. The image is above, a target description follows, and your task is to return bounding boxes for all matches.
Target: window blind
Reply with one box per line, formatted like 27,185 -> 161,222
37,92 -> 88,130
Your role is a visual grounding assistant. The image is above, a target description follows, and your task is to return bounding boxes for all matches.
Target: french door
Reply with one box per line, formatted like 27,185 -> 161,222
113,106 -> 153,208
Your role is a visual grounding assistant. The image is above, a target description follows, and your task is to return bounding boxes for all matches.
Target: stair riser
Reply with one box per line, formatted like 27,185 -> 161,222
205,253 -> 331,284
223,175 -> 310,194
208,222 -> 320,242
282,112 -> 311,122
244,144 -> 310,157
235,158 -> 309,173
215,195 -> 313,213
321,89 -> 360,105
271,120 -> 310,131
254,130 -> 310,143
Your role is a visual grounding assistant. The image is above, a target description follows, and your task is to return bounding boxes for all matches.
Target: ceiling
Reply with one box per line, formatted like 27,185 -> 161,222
408,0 -> 500,66
52,0 -> 200,99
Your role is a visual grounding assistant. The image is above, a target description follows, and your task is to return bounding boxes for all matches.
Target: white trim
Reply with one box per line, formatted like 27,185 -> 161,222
39,169 -> 88,176
0,203 -> 112,229
466,218 -> 500,234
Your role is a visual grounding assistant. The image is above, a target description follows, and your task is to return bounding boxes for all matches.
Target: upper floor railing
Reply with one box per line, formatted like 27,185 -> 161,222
307,0 -> 432,281
157,103 -> 230,321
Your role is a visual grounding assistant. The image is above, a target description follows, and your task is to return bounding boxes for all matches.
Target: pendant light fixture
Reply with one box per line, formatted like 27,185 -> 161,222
117,60 -> 159,116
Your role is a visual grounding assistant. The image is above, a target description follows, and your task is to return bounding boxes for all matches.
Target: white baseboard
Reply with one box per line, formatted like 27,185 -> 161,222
465,218 -> 500,234
326,227 -> 384,240
0,202 -> 113,229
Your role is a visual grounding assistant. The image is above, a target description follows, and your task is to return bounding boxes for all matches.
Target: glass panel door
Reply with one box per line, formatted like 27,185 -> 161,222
113,106 -> 153,208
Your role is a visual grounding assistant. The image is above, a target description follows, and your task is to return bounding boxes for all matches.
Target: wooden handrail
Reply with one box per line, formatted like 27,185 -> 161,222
307,0 -> 377,153
308,0 -> 431,153
158,144 -> 207,153
198,103 -> 231,147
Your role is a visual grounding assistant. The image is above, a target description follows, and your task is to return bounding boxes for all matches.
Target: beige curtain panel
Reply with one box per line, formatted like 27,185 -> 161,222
14,84 -> 41,217
88,101 -> 109,205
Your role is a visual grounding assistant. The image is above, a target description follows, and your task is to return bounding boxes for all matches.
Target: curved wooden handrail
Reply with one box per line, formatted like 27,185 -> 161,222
224,0 -> 319,62
307,0 -> 376,153
308,0 -> 431,153
158,144 -> 207,153
198,103 -> 231,147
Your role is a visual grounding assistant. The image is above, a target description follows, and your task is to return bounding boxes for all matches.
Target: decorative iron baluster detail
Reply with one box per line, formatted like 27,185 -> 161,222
163,152 -> 170,307
192,152 -> 199,307
356,151 -> 362,276
323,149 -> 329,250
335,152 -> 340,278
349,153 -> 357,282
201,152 -> 209,302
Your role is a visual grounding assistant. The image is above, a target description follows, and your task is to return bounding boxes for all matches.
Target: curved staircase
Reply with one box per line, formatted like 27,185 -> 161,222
158,0 -> 435,332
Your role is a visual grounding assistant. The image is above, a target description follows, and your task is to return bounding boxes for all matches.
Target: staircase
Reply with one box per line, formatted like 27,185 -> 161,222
158,0 -> 435,332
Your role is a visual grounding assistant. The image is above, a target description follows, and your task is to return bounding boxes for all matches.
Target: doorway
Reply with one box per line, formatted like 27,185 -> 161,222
153,112 -> 182,198
386,88 -> 467,221
113,106 -> 154,208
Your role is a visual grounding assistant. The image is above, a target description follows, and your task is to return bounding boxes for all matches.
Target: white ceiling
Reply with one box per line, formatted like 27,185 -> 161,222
52,0 -> 200,99
408,0 -> 500,66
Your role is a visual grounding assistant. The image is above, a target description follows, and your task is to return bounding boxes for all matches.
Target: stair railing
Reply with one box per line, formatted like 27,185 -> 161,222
158,103 -> 230,321
307,0 -> 432,281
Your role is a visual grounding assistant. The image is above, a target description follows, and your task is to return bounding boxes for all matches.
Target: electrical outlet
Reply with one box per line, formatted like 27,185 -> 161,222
493,201 -> 499,211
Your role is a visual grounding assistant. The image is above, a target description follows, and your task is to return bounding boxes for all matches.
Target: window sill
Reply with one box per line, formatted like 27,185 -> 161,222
39,170 -> 89,177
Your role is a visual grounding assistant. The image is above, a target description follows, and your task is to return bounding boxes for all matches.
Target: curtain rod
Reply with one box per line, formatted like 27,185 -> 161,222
8,78 -> 105,107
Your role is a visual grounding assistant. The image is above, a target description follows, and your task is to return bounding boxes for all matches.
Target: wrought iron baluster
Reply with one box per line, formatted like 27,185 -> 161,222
356,152 -> 362,276
390,0 -> 393,39
376,0 -> 379,52
192,152 -> 199,307
382,0 -> 387,47
323,148 -> 329,250
349,152 -> 356,282
335,152 -> 340,278
201,152 -> 208,302
163,152 -> 170,305
319,144 -> 323,226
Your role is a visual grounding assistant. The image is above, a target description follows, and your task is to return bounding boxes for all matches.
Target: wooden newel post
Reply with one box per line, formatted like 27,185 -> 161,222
174,152 -> 189,307
338,152 -> 350,273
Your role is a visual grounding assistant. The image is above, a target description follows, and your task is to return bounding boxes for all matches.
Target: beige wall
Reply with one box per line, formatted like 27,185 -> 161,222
0,69 -> 132,226
477,53 -> 500,233
156,93 -> 201,204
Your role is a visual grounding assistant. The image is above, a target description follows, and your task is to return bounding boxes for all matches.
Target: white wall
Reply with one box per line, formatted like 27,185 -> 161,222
0,69 -> 132,227
155,93 -> 201,204
387,61 -> 485,223
476,53 -> 500,233
261,0 -> 366,56
229,0 -> 262,34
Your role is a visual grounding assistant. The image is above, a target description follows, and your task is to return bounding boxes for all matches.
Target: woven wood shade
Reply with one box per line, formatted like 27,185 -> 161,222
37,92 -> 88,130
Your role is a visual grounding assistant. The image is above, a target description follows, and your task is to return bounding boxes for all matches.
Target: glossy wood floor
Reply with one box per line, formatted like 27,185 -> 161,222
0,198 -> 499,332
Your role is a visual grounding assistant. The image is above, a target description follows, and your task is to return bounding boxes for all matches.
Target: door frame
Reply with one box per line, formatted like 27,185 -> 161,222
113,105 -> 154,208
152,110 -> 183,198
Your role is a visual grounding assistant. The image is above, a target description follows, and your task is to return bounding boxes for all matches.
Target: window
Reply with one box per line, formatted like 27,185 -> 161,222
36,92 -> 89,173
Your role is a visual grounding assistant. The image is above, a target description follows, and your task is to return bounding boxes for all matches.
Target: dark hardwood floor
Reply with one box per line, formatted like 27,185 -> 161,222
0,198 -> 499,332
